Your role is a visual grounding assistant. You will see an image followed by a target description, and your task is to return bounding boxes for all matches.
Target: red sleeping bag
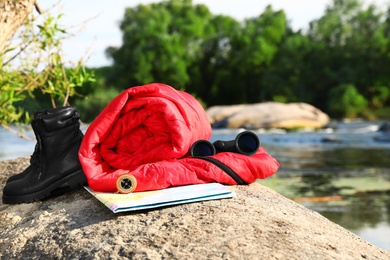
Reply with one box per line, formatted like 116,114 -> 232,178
78,83 -> 279,193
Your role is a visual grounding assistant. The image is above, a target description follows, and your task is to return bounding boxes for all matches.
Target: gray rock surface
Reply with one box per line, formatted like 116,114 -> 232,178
207,102 -> 330,129
1,157 -> 389,259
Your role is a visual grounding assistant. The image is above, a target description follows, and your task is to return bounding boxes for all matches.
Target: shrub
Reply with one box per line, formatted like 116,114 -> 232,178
327,83 -> 368,118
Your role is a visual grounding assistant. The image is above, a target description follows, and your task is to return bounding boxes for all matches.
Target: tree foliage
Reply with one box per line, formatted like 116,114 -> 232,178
327,83 -> 368,118
0,7 -> 94,126
106,0 -> 213,89
106,0 -> 390,119
3,0 -> 390,124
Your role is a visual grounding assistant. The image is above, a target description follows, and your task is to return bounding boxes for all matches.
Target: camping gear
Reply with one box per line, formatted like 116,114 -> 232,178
190,131 -> 260,156
2,106 -> 86,204
79,83 -> 279,193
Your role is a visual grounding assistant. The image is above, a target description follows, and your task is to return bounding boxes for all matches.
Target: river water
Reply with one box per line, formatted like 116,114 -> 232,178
1,120 -> 390,251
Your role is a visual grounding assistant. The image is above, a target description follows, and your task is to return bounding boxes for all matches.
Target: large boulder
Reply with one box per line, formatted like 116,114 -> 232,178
207,102 -> 330,129
1,157 -> 389,259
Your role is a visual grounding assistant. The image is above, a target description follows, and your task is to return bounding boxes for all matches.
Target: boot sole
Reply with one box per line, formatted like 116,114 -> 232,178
2,170 -> 87,204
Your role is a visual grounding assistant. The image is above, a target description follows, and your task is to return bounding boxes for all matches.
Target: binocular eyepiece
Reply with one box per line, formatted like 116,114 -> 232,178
190,131 -> 260,157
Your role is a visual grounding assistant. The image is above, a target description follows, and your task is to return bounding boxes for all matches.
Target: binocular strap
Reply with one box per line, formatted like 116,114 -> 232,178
193,157 -> 247,185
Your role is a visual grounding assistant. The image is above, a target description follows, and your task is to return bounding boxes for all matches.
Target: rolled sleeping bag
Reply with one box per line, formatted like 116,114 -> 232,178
78,83 -> 212,192
78,83 -> 279,193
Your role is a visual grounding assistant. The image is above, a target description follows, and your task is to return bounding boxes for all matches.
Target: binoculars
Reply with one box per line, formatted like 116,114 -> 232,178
190,131 -> 260,157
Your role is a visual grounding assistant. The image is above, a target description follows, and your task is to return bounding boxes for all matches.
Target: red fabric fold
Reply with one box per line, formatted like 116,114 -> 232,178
123,148 -> 280,192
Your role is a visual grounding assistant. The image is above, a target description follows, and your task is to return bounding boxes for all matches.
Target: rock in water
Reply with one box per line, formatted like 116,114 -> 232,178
207,102 -> 330,129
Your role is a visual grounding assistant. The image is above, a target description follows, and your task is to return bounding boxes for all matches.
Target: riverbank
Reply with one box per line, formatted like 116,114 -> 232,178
1,157 -> 389,259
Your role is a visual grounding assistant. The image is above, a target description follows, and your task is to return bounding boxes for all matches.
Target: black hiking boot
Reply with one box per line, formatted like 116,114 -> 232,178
2,106 -> 87,204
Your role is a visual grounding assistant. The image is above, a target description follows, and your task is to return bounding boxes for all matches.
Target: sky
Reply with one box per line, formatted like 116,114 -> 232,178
36,0 -> 390,67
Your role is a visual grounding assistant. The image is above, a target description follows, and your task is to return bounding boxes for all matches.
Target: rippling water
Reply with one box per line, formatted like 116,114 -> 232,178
1,120 -> 390,250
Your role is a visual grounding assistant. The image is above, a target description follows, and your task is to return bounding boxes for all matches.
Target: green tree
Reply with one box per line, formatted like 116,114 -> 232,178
308,0 -> 390,112
74,66 -> 120,122
262,29 -> 313,103
1,10 -> 94,128
309,0 -> 362,46
227,6 -> 287,104
186,14 -> 241,105
347,4 -> 389,106
106,0 -> 213,89
327,83 -> 368,118
307,0 -> 362,110
103,0 -> 390,118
